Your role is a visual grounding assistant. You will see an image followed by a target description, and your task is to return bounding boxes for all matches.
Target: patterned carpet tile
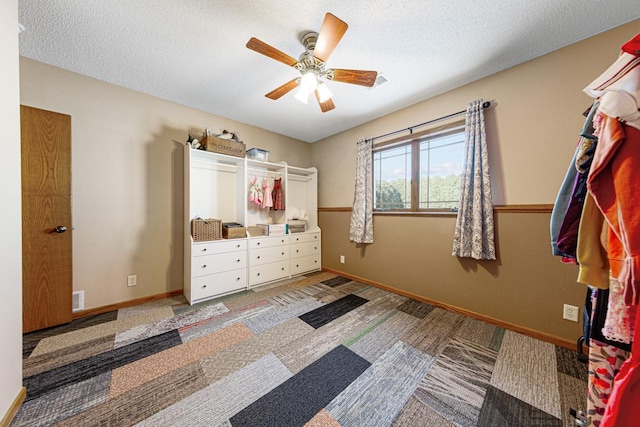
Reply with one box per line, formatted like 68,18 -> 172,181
243,297 -> 324,334
223,284 -> 298,310
305,409 -> 341,427
109,322 -> 253,398
414,337 -> 498,426
178,301 -> 272,343
200,318 -> 314,383
276,310 -> 370,374
288,272 -> 337,289
24,329 -> 182,402
326,341 -> 435,426
114,302 -> 229,349
490,330 -> 562,418
12,372 -> 111,427
137,354 -> 292,426
313,288 -> 353,304
454,316 -> 500,348
558,373 -> 588,427
349,311 -> 422,363
392,395 -> 456,427
23,334 -> 115,378
299,294 -> 369,329
117,295 -> 187,319
171,290 -> 254,315
22,311 -> 118,359
488,326 -> 506,351
397,299 -> 435,319
230,345 -> 371,427
477,385 -> 562,427
332,281 -> 369,295
321,276 -> 353,288
402,307 -> 465,357
555,346 -> 589,382
55,361 -> 209,427
351,292 -> 407,324
266,284 -> 327,306
29,306 -> 174,358
355,286 -> 393,301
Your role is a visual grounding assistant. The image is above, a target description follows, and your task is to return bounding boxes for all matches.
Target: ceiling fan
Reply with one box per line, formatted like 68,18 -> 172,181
246,13 -> 377,113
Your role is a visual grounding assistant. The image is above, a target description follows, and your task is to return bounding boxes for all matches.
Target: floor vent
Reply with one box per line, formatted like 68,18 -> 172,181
72,291 -> 84,312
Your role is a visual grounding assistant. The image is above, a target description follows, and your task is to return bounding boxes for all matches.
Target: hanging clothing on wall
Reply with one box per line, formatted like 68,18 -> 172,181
271,178 -> 284,210
261,178 -> 273,209
579,33 -> 640,427
248,176 -> 263,206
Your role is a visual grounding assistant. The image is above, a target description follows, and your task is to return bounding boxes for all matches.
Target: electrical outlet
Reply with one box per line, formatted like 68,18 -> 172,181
127,275 -> 137,287
563,304 -> 579,322
340,255 -> 345,264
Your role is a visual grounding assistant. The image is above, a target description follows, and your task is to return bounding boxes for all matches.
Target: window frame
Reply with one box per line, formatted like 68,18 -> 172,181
372,120 -> 465,214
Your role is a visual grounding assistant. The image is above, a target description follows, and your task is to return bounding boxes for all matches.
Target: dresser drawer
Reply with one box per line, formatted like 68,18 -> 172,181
193,239 -> 246,256
192,252 -> 246,277
249,235 -> 289,249
290,254 -> 321,275
250,245 -> 290,266
249,260 -> 290,287
191,268 -> 247,301
291,241 -> 320,258
290,232 -> 320,244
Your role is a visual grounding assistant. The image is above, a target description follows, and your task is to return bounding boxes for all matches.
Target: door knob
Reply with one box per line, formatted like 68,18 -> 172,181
53,226 -> 67,233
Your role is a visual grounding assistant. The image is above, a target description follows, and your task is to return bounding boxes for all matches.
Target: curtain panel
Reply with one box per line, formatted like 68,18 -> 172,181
349,138 -> 374,243
452,99 -> 496,260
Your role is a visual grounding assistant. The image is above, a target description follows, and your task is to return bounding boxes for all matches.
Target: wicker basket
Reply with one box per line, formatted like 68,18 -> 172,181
191,218 -> 222,241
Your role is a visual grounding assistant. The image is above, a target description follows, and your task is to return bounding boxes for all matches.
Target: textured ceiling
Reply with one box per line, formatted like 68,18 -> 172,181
18,1 -> 640,142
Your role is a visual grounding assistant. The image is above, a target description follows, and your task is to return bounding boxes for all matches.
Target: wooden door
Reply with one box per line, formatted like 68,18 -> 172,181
21,105 -> 73,333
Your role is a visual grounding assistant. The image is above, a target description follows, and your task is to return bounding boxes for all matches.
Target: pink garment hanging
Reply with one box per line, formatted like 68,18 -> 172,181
261,178 -> 273,209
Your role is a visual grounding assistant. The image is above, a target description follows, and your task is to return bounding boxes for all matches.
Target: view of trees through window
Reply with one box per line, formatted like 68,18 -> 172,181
373,130 -> 465,211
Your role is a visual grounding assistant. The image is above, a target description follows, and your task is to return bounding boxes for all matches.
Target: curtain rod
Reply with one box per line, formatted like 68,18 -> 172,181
367,101 -> 491,143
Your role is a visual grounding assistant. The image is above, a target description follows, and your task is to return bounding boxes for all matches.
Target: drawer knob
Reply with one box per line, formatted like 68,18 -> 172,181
202,248 -> 207,252
281,252 -> 284,255
257,273 -> 260,276
236,277 -> 240,281
314,247 -> 317,250
236,259 -> 241,263
282,267 -> 285,271
257,242 -> 260,246
296,250 -> 299,253
202,264 -> 207,268
236,244 -> 241,248
296,264 -> 299,268
257,256 -> 261,259
281,239 -> 285,243
202,284 -> 207,288
315,260 -> 318,263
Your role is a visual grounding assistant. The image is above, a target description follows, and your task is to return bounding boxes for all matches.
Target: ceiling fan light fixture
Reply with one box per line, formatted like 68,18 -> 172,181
316,82 -> 333,103
294,87 -> 309,104
300,72 -> 318,93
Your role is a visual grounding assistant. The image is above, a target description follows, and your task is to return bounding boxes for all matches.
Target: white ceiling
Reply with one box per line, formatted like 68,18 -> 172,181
18,1 -> 640,143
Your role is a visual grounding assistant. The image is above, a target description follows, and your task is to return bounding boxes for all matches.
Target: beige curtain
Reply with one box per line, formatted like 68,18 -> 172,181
349,138 -> 374,243
452,99 -> 496,260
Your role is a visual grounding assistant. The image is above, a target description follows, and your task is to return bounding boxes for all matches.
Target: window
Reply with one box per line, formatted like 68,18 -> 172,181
373,126 -> 465,212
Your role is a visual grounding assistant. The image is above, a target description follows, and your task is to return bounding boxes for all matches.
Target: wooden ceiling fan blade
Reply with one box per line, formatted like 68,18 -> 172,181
246,37 -> 298,67
314,90 -> 335,113
265,79 -> 299,100
313,13 -> 348,62
331,69 -> 378,87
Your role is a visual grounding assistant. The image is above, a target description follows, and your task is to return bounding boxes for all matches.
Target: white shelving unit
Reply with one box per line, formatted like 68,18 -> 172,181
184,146 -> 321,304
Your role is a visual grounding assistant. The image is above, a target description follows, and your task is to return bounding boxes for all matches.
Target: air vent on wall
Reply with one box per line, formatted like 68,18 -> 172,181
72,291 -> 84,312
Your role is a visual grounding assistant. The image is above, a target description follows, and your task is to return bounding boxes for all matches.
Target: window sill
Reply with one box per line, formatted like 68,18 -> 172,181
373,210 -> 458,217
